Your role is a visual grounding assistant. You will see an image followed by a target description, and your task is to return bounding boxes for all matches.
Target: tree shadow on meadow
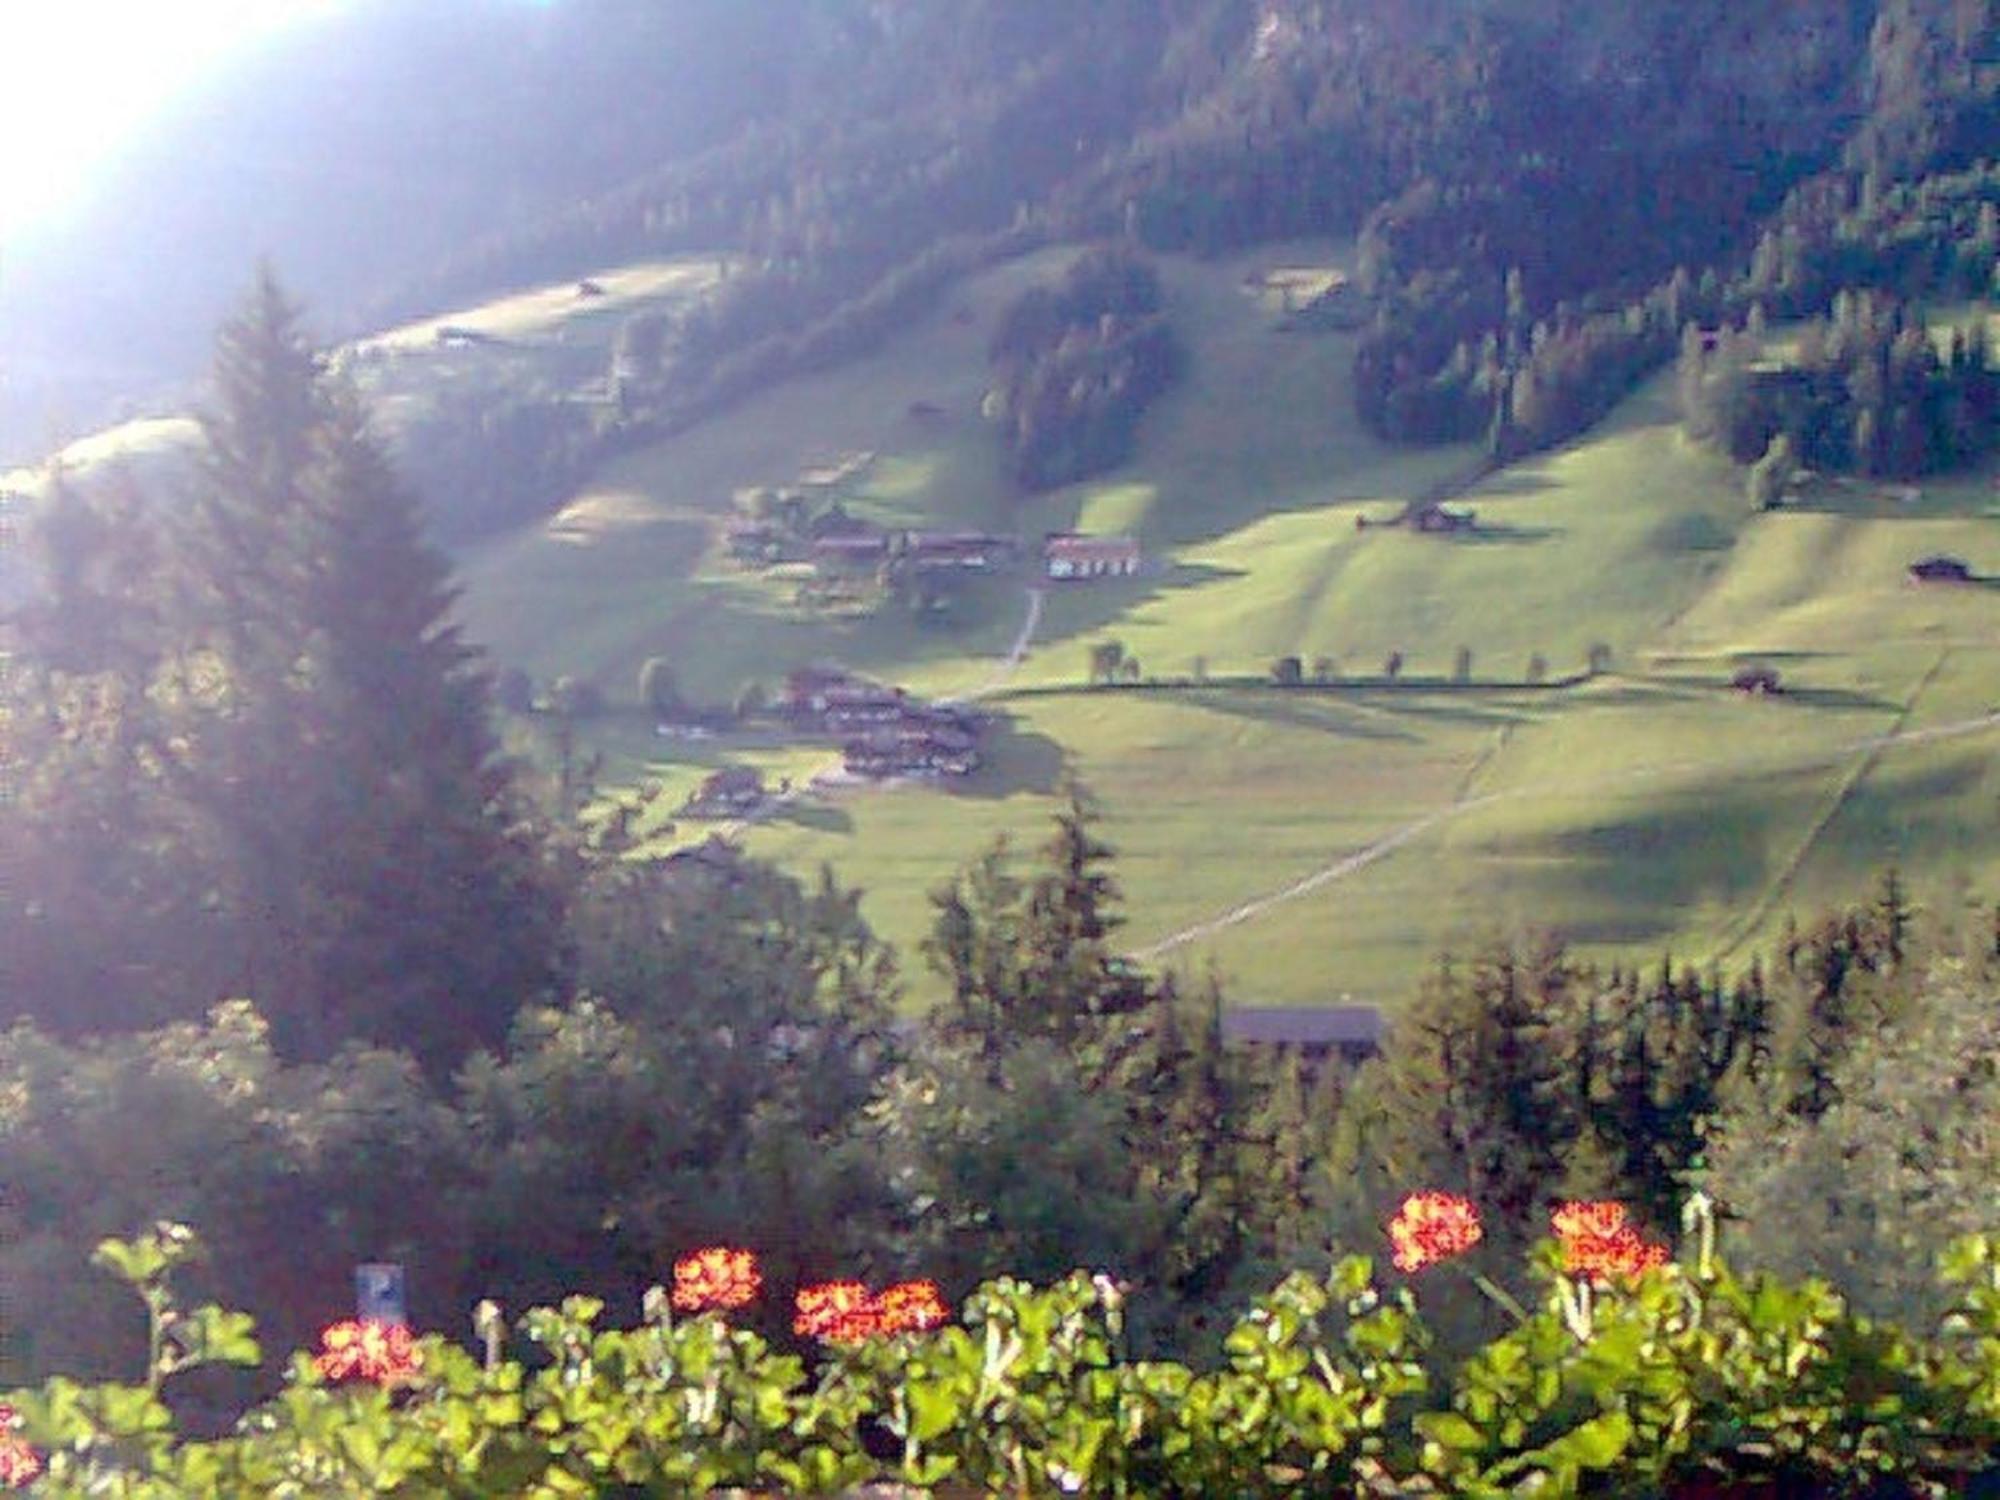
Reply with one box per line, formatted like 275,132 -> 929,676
1157,688 -> 1422,743
1031,561 -> 1249,652
947,715 -> 1068,800
768,800 -> 856,834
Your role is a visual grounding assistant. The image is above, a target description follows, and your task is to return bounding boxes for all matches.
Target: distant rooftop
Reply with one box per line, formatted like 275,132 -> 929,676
1220,1005 -> 1384,1048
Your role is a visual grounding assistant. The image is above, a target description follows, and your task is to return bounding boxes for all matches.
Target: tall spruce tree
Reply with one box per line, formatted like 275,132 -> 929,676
170,271 -> 556,1073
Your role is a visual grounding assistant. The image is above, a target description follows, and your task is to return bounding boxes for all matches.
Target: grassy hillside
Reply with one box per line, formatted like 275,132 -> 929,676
452,242 -> 2000,1008
22,239 -> 1992,1009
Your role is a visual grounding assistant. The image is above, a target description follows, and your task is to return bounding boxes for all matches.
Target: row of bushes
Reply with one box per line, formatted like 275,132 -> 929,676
7,1206 -> 1997,1497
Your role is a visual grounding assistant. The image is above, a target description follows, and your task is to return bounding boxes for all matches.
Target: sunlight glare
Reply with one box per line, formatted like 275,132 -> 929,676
0,1 -> 344,241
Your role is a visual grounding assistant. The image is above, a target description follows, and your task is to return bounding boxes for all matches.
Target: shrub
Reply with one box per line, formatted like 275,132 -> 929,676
11,1208 -> 1996,1497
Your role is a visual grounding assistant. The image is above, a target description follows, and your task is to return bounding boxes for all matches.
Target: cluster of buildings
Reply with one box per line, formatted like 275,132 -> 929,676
725,506 -> 1146,587
782,666 -> 984,780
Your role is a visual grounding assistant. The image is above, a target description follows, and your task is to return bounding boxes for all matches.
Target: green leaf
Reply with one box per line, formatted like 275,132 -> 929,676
1557,1410 -> 1633,1470
908,1378 -> 963,1444
1415,1411 -> 1487,1454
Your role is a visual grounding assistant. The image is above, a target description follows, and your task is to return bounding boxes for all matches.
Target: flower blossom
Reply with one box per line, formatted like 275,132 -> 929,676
314,1318 -> 423,1385
671,1247 -> 763,1313
876,1280 -> 951,1334
794,1278 -> 954,1343
1550,1200 -> 1670,1285
0,1406 -> 41,1491
793,1281 -> 880,1345
1388,1191 -> 1483,1273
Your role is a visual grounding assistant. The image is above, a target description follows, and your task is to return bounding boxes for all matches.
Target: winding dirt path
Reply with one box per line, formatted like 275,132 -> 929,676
1132,703 -> 2000,963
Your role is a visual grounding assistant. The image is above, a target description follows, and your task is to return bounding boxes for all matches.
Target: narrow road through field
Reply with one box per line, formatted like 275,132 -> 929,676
943,585 -> 1044,704
1131,703 -> 2000,963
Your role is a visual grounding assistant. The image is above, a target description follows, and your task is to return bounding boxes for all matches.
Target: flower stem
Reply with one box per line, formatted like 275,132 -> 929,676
1471,1273 -> 1530,1325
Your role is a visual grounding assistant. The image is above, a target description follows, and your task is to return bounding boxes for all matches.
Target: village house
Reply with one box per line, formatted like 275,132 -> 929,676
724,516 -> 786,563
1908,554 -> 1974,585
842,723 -> 981,779
1220,1005 -> 1384,1064
781,665 -> 870,718
1045,532 -> 1142,580
810,533 -> 891,572
1415,505 -> 1477,535
822,681 -> 913,733
905,530 -> 1014,571
682,766 -> 765,818
1730,664 -> 1783,696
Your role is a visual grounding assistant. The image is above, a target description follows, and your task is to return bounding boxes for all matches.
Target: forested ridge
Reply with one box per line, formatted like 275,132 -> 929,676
10,0 -> 1997,478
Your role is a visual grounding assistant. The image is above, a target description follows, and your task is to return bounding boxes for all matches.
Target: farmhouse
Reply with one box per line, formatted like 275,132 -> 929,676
905,530 -> 1013,571
1220,1006 -> 1384,1063
1045,533 -> 1142,580
1415,505 -> 1477,535
811,533 -> 891,571
1730,664 -> 1783,696
724,517 -> 785,562
782,665 -> 870,717
842,724 -> 981,779
1908,554 -> 1973,585
683,766 -> 765,818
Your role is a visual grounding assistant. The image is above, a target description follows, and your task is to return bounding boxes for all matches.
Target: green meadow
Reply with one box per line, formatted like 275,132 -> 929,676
30,241 -> 1999,1010
456,242 -> 2000,1008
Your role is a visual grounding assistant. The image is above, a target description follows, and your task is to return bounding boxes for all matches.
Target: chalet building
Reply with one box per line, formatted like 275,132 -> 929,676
683,766 -> 765,818
662,835 -> 743,876
1908,555 -> 1974,585
811,533 -> 892,572
724,517 -> 785,561
1220,1005 -> 1384,1063
843,727 -> 981,779
821,683 -> 912,733
905,531 -> 1014,571
782,665 -> 858,717
1045,533 -> 1142,580
1415,506 -> 1477,534
1730,665 -> 1783,696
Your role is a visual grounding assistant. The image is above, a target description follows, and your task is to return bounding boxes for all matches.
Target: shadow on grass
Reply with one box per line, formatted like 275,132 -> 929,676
1474,471 -> 1561,500
1170,691 -> 1421,742
770,801 -> 856,834
949,716 -> 1068,800
1346,693 -> 1536,730
1032,561 -> 1250,651
1452,523 -> 1563,545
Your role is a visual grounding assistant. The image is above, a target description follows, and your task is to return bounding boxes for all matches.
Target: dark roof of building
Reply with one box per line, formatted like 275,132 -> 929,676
1909,554 -> 1972,576
1220,1005 -> 1384,1047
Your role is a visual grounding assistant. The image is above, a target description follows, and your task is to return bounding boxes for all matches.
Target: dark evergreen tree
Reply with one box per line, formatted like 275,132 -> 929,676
169,271 -> 559,1073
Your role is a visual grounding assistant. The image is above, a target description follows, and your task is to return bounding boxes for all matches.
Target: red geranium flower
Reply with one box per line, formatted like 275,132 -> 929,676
671,1247 -> 763,1313
876,1280 -> 951,1334
1388,1191 -> 1483,1273
1550,1200 -> 1670,1285
314,1318 -> 423,1385
793,1281 -> 880,1345
0,1405 -> 41,1491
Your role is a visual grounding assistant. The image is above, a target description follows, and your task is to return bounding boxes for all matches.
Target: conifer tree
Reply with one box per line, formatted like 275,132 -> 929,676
169,270 -> 557,1073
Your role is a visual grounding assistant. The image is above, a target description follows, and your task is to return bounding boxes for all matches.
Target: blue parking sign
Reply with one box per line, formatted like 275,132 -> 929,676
356,1263 -> 407,1325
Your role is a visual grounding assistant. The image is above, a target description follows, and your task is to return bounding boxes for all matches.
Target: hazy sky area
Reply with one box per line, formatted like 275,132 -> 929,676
0,1 -> 350,242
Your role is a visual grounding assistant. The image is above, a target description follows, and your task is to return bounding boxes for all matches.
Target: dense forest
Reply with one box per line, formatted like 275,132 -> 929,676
10,1 -> 1998,500
985,246 -> 1184,490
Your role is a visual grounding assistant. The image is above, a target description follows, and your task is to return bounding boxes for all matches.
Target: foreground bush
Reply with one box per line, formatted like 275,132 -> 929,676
3,1204 -> 1997,1497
